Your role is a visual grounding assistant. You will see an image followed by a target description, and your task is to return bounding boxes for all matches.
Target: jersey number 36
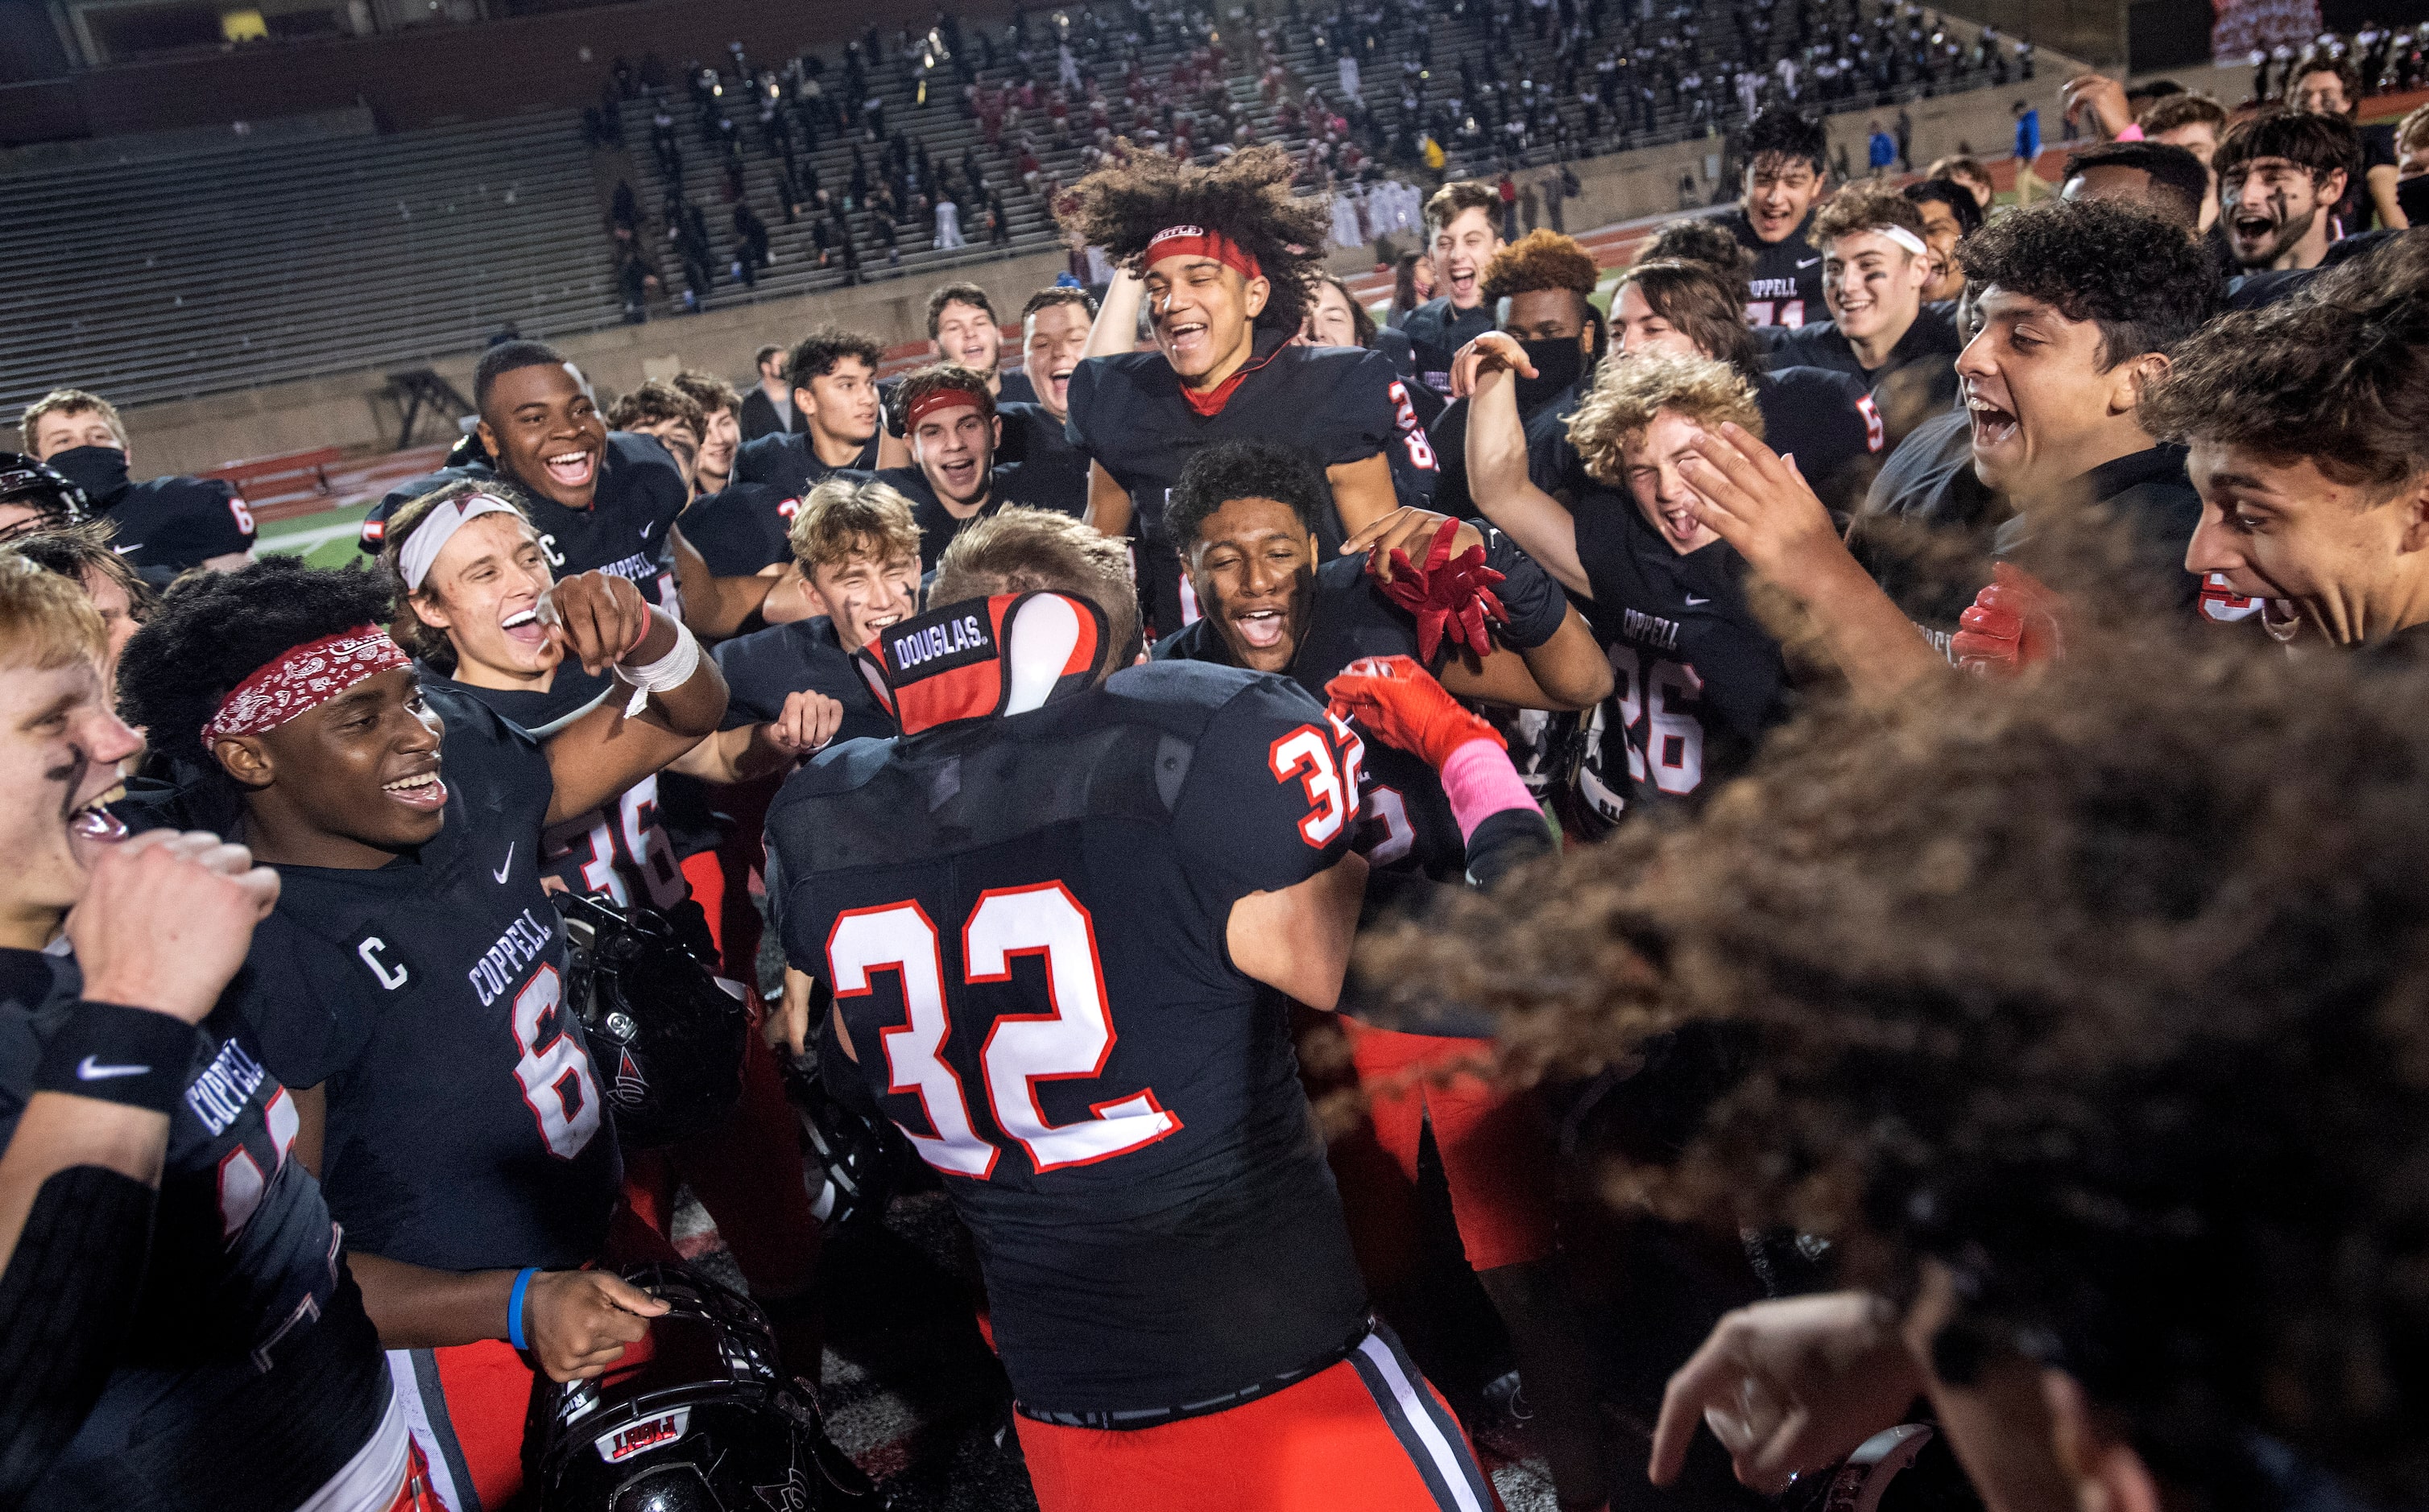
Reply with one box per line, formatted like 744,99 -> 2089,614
826,884 -> 1180,1181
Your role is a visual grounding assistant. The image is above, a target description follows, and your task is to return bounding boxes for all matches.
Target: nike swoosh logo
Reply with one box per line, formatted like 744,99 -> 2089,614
493,843 -> 515,884
1795,257 -> 1822,269
639,522 -> 656,539
78,1056 -> 150,1080
1685,595 -> 1711,606
113,543 -> 143,555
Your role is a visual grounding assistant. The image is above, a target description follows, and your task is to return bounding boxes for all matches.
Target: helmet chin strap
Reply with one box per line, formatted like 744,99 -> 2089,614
855,592 -> 1109,736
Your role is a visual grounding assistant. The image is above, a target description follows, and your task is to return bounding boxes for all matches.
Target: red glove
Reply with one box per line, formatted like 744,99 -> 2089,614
1951,562 -> 2066,676
1370,516 -> 1509,663
1324,655 -> 1504,770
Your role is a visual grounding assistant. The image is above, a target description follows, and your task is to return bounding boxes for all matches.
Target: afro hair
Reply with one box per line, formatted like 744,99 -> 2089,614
117,556 -> 398,783
1058,144 -> 1333,337
1958,196 -> 2220,367
1480,229 -> 1601,303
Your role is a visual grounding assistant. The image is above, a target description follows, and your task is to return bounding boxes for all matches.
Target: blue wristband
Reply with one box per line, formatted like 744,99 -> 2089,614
507,1267 -> 538,1353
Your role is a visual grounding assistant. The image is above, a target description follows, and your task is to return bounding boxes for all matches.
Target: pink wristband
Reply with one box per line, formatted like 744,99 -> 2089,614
1439,737 -> 1535,841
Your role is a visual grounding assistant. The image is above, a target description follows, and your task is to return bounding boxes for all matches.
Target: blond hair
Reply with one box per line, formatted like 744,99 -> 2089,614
1566,352 -> 1765,487
929,509 -> 1138,675
19,389 -> 127,455
0,550 -> 106,671
788,475 -> 923,576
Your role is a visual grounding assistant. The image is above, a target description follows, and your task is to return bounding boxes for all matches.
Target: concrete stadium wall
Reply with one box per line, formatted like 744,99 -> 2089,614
121,77 -> 2083,477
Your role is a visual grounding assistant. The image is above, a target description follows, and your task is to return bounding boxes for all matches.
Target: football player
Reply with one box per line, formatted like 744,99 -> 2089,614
19,388 -> 256,580
115,556 -> 730,1511
863,365 -> 1059,570
2215,109 -> 2360,274
765,507 -> 1502,1511
1397,181 -> 1508,396
1060,145 -> 1433,639
0,554 -> 431,1511
732,327 -> 888,500
604,381 -> 706,498
1424,229 -> 1606,521
1766,182 -> 1964,428
2149,232 -> 2429,649
5,521 -> 151,697
921,283 -> 1037,404
995,287 -> 1102,514
378,481 -> 835,1386
1685,198 -> 2220,699
1719,109 -> 1833,329
668,370 -> 743,497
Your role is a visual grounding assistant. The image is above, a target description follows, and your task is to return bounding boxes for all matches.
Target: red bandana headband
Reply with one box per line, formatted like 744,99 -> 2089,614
905,386 -> 991,429
1145,224 -> 1262,282
202,625 -> 411,744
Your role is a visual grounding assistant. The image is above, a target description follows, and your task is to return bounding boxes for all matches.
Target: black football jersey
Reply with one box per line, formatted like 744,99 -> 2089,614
765,663 -> 1372,1415
1395,296 -> 1499,397
1721,205 -> 1827,328
227,683 -> 621,1270
834,463 -> 1047,573
0,951 -> 390,1511
1154,554 -> 1466,881
359,433 -> 687,610
675,481 -> 797,577
994,402 -> 1094,518
431,664 -> 697,921
1848,407 -> 2008,638
732,428 -> 881,499
101,478 -> 256,581
712,614 -> 898,746
1567,486 -> 1792,832
1765,306 -> 1963,423
1064,334 -> 1419,640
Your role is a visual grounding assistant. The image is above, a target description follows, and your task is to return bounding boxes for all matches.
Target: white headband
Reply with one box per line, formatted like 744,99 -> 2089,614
1870,223 -> 1930,258
399,492 -> 525,591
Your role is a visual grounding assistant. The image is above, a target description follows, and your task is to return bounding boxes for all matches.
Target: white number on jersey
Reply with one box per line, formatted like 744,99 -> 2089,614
509,965 -> 604,1159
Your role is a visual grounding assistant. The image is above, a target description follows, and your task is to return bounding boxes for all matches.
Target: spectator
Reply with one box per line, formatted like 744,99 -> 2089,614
1928,153 -> 1997,212
739,343 -> 800,440
1868,118 -> 1895,175
2013,98 -> 2047,201
934,193 -> 966,250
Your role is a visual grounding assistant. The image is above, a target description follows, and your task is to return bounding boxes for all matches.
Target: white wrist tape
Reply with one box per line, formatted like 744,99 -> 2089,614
613,616 -> 701,716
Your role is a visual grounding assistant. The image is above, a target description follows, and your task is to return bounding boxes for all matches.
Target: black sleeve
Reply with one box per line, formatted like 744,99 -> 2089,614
679,484 -> 792,576
0,1166 -> 155,1505
1462,804 -> 1555,889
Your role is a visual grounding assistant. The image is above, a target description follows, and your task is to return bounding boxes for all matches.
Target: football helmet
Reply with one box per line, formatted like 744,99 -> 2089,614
0,452 -> 89,539
555,890 -> 747,1149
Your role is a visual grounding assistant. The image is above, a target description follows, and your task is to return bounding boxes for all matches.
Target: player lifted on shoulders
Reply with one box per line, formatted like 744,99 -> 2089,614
1060,144 -> 1438,641
767,509 -> 1502,1512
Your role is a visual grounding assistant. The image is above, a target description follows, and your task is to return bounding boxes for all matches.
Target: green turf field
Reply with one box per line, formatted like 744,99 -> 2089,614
255,502 -> 374,568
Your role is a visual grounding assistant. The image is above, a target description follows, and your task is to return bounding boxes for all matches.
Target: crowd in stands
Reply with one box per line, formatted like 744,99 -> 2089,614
16,20 -> 2429,1512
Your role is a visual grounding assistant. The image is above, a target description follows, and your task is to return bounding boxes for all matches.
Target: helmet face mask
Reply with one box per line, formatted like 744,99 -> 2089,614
555,891 -> 748,1149
0,452 -> 90,541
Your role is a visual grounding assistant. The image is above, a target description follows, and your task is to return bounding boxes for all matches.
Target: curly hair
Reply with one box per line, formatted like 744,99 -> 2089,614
1563,350 -> 1761,488
117,557 -> 397,782
2287,50 -> 2361,110
1741,107 -> 1828,176
2213,106 -> 2362,189
1479,229 -> 1599,304
1060,145 -> 1333,336
1957,197 -> 2220,367
786,327 -> 885,389
2142,233 -> 2429,488
1357,620 -> 2429,1503
377,477 -> 538,670
1165,438 -> 1333,548
1810,179 -> 1930,248
603,379 -> 704,440
1634,217 -> 1751,279
929,507 -> 1139,675
1612,260 -> 1762,377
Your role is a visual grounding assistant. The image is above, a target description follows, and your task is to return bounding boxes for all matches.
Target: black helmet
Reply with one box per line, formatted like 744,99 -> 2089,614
0,452 -> 89,538
555,890 -> 747,1149
782,1050 -> 913,1239
528,1262 -> 888,1511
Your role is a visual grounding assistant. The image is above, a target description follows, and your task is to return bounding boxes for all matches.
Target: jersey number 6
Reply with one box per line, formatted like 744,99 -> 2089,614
826,884 -> 1181,1181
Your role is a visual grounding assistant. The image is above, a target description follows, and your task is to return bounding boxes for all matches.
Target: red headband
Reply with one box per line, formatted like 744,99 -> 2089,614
905,386 -> 991,430
203,625 -> 411,744
1145,224 -> 1262,281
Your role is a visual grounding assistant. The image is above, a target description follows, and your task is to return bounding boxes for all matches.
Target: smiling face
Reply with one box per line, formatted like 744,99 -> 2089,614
1957,286 -> 2146,501
1184,494 -> 1318,673
28,407 -> 126,467
1430,205 -> 1505,310
623,417 -> 701,495
2220,155 -> 2344,270
1302,280 -> 1363,347
809,540 -> 922,648
910,402 -> 1001,510
798,357 -> 881,451
1914,198 -> 1969,302
0,655 -> 143,948
478,362 -> 607,510
1823,229 -> 1929,349
1620,410 -> 1723,553
1742,151 -> 1824,242
2185,440 -> 2429,642
1024,300 -> 1093,420
1144,252 -> 1268,384
221,667 -> 449,862
695,403 -> 739,489
931,300 -> 1003,378
1612,281 -> 1707,361
408,512 -> 558,687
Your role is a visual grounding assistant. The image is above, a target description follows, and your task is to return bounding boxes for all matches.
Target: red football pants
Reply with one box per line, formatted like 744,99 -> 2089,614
1015,1326 -> 1504,1512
